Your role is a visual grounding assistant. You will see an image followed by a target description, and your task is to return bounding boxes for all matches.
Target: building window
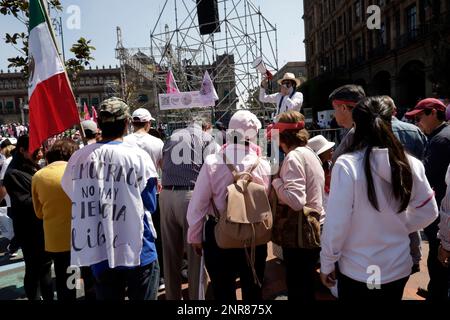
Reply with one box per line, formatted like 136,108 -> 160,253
355,38 -> 363,58
338,16 -> 343,35
92,97 -> 100,106
406,5 -> 417,36
379,22 -> 386,46
338,48 -> 344,66
395,11 -> 401,38
348,8 -> 353,30
6,100 -> 14,111
355,0 -> 362,22
332,21 -> 336,43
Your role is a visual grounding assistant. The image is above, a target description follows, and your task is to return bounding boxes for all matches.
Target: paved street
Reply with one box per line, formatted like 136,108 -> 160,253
0,238 -> 430,300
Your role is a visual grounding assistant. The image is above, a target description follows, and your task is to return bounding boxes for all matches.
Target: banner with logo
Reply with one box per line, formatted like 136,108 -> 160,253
159,91 -> 216,110
158,70 -> 219,110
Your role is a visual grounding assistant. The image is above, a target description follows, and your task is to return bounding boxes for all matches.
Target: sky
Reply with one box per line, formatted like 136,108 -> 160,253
0,0 -> 305,71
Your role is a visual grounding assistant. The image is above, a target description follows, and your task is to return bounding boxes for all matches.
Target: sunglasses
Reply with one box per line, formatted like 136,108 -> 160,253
414,109 -> 432,122
281,81 -> 293,88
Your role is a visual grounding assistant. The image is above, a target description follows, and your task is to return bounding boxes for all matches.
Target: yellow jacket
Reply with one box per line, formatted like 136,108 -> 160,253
32,161 -> 71,252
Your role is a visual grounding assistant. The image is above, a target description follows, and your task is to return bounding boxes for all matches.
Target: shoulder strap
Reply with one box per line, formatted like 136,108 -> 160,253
247,157 -> 261,174
222,153 -> 261,176
210,199 -> 220,219
222,153 -> 238,176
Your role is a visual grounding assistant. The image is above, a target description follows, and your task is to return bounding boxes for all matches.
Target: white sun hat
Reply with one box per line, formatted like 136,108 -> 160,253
308,135 -> 335,156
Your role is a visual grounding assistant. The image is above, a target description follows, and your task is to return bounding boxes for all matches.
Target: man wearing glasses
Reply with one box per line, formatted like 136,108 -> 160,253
259,72 -> 303,120
405,98 -> 450,301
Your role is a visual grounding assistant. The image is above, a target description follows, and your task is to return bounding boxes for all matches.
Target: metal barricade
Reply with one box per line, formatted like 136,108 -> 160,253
308,128 -> 347,147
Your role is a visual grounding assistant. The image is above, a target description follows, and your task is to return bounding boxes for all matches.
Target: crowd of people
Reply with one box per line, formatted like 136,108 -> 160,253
0,79 -> 449,302
0,123 -> 28,140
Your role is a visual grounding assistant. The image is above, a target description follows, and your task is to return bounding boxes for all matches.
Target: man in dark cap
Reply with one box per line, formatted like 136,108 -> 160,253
61,97 -> 160,300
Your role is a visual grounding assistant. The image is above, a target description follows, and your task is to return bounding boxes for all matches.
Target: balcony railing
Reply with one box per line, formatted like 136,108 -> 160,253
368,44 -> 390,59
349,56 -> 365,68
395,24 -> 432,50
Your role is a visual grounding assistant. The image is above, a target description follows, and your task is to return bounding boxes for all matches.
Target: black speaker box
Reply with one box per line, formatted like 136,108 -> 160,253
196,0 -> 221,35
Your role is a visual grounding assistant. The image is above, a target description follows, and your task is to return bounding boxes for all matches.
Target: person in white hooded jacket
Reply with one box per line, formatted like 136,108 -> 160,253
320,96 -> 439,301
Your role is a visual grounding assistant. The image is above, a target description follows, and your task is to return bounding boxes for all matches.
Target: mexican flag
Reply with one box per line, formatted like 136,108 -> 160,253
28,0 -> 80,153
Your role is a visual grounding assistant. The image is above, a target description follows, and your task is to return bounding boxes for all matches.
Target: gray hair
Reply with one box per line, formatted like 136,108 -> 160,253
190,115 -> 211,130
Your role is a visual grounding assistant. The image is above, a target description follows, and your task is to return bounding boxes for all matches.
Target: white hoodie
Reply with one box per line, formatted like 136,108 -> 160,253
321,148 -> 438,284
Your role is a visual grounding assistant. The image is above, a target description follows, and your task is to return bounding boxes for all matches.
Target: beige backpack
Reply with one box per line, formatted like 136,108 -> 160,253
211,155 -> 272,285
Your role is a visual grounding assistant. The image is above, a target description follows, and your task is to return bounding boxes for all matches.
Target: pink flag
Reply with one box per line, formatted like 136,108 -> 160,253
91,106 -> 98,123
166,69 -> 180,93
83,103 -> 91,120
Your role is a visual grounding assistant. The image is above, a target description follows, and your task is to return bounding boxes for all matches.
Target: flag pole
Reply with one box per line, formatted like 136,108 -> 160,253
37,0 -> 86,144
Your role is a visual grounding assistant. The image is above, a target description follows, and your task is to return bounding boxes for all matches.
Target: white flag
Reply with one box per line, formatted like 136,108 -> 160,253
200,71 -> 219,101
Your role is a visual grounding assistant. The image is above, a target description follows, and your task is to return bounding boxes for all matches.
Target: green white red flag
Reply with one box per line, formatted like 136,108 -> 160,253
28,0 -> 80,152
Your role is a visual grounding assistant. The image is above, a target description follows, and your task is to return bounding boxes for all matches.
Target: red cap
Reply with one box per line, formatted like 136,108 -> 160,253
405,98 -> 446,118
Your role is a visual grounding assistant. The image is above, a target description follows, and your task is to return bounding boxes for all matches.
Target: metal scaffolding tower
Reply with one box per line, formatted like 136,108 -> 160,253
151,0 -> 278,118
115,0 -> 278,125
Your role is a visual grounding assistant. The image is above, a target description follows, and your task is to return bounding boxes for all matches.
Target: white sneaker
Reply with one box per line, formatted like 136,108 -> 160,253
330,283 -> 338,298
158,278 -> 165,291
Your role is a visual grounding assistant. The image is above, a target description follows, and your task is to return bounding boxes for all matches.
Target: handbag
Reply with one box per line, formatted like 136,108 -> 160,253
270,192 -> 321,249
270,147 -> 322,249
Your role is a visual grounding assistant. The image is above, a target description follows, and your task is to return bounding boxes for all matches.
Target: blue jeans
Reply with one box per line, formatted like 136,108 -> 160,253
94,260 -> 160,300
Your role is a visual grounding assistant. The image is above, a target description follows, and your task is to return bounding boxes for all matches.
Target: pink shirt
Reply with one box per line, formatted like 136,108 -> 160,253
272,147 -> 325,216
187,144 -> 272,244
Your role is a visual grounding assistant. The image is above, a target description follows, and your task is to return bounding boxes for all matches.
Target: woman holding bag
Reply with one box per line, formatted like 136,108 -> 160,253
269,110 -> 325,301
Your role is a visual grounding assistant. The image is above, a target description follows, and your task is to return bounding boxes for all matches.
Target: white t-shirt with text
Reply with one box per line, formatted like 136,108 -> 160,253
61,141 -> 157,268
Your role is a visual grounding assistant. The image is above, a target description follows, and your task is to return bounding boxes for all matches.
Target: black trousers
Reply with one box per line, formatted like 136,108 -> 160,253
424,218 -> 450,300
282,247 -> 320,301
94,260 -> 160,300
203,219 -> 267,302
338,273 -> 409,301
153,193 -> 164,278
21,241 -> 53,300
80,266 -> 96,300
49,252 -> 76,301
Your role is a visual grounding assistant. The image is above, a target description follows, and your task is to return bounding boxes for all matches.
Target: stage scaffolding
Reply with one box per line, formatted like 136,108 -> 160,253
117,0 -> 278,126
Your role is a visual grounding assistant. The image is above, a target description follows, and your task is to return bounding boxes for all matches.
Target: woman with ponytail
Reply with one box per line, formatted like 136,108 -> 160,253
320,96 -> 439,301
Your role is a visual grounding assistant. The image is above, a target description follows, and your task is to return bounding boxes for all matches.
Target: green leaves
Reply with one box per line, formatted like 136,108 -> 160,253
1,0 -> 95,81
70,38 -> 96,62
67,38 -> 96,81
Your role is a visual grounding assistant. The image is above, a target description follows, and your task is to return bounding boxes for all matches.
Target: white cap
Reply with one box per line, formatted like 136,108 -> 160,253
308,135 -> 335,156
228,110 -> 262,141
132,108 -> 155,122
81,120 -> 98,133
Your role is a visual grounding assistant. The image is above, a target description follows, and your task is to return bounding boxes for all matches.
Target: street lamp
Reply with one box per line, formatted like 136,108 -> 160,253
19,98 -> 29,124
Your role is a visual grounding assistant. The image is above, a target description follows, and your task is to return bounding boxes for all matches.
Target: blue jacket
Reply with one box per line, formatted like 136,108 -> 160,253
391,117 -> 428,160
